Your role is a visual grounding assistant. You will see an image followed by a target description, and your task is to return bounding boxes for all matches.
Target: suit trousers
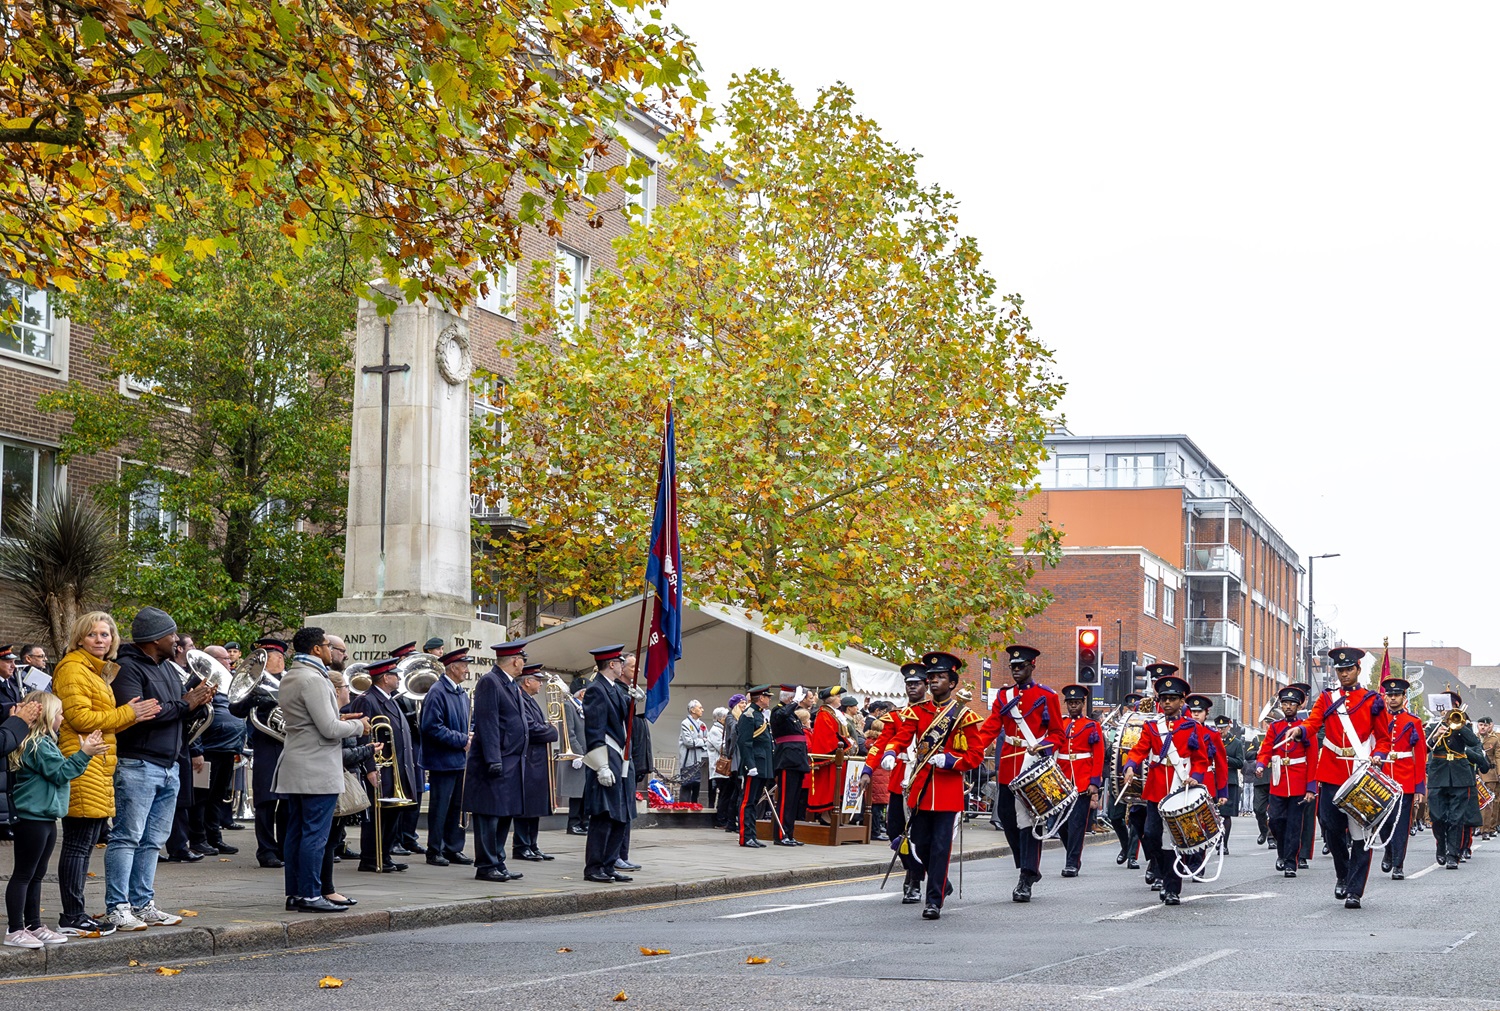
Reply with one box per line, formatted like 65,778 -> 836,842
775,768 -> 807,840
907,809 -> 957,908
568,796 -> 590,833
425,770 -> 466,857
584,816 -> 628,878
471,814 -> 513,874
1059,795 -> 1093,870
994,782 -> 1042,876
254,799 -> 287,864
1318,781 -> 1372,897
1301,791 -> 1318,855
512,816 -> 540,855
738,775 -> 771,844
1144,803 -> 1183,895
1382,793 -> 1413,870
1252,783 -> 1270,838
1267,794 -> 1306,866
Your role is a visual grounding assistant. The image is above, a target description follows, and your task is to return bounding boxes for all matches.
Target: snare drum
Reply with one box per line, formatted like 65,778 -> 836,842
1011,754 -> 1078,821
1477,775 -> 1495,811
1158,785 -> 1222,856
1332,761 -> 1399,831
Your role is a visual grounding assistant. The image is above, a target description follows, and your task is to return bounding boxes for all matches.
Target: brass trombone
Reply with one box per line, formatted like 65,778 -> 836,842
369,716 -> 415,873
545,674 -> 583,813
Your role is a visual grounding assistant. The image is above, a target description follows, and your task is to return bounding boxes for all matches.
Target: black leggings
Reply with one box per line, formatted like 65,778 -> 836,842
58,816 -> 107,920
6,819 -> 57,932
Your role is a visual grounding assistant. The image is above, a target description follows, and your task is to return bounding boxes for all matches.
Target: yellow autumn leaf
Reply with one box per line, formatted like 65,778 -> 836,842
613,993 -> 629,1002
155,967 -> 182,976
746,956 -> 771,964
557,947 -> 572,953
179,910 -> 199,917
318,976 -> 344,989
639,947 -> 670,956
128,960 -> 140,966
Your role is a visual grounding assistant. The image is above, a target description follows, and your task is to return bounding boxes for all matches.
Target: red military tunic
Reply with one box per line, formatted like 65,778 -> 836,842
1254,717 -> 1319,798
806,706 -> 849,814
1300,686 -> 1392,786
864,715 -> 907,795
1201,725 -> 1230,801
881,700 -> 986,812
1384,710 -> 1428,795
973,682 -> 1065,785
1123,715 -> 1213,803
1058,715 -> 1106,792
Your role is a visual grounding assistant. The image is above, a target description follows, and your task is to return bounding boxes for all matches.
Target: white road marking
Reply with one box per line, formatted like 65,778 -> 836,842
461,944 -> 755,993
717,892 -> 898,918
1077,948 -> 1239,998
1098,892 -> 1275,921
1446,930 -> 1477,953
996,945 -> 1128,982
1407,860 -> 1445,879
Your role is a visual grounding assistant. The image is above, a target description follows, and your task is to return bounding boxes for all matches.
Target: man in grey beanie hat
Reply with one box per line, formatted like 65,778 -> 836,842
131,606 -> 178,645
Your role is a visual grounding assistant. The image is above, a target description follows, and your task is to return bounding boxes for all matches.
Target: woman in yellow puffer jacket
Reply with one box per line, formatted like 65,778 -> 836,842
50,611 -> 162,934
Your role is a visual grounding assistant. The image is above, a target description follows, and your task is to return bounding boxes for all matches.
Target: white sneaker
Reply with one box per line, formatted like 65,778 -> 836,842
3,928 -> 44,949
106,903 -> 148,932
30,926 -> 67,945
133,902 -> 182,927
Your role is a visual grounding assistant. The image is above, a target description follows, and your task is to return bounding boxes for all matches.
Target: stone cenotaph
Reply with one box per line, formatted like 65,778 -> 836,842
308,286 -> 506,661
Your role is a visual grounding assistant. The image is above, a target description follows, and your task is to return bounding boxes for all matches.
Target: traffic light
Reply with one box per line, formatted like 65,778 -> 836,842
1076,625 -> 1101,684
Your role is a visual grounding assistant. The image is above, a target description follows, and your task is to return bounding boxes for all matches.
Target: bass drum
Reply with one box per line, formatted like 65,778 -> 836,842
1110,711 -> 1153,807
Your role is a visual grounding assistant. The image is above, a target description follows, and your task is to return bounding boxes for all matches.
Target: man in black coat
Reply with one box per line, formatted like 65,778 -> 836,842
351,656 -> 417,872
386,641 -> 426,856
229,637 -> 290,867
581,644 -> 635,882
463,641 -> 530,883
770,686 -> 811,845
735,685 -> 774,847
513,663 -> 560,861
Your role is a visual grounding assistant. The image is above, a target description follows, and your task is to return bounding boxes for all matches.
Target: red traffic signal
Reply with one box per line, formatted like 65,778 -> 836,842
1076,626 -> 1101,684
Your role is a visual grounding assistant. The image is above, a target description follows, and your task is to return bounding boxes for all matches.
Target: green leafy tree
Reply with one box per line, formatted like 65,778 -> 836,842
474,69 -> 1064,656
40,188 -> 353,642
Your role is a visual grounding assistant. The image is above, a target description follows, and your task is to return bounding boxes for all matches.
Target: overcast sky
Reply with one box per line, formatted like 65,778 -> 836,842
667,1 -> 1500,662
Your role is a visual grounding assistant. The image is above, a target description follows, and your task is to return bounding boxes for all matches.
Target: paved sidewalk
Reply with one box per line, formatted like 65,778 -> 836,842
0,823 -> 1030,978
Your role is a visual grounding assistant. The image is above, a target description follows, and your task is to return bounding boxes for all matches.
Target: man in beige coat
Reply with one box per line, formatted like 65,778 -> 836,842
1478,716 -> 1500,838
272,627 -> 369,913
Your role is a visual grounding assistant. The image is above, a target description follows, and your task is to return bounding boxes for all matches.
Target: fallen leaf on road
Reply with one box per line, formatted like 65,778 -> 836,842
219,858 -> 231,862
613,992 -> 628,1002
557,947 -> 572,953
746,956 -> 771,964
179,910 -> 198,917
128,960 -> 140,966
639,947 -> 670,956
318,976 -> 344,989
87,872 -> 97,878
155,967 -> 182,976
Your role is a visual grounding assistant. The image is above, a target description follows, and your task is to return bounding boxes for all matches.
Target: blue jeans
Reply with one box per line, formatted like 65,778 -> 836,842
283,794 -> 338,899
105,758 -> 180,909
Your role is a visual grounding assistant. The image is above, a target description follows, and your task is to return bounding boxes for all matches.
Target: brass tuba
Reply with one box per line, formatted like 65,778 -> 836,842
344,661 -> 371,695
180,649 -> 231,745
227,648 -> 284,742
395,653 -> 445,704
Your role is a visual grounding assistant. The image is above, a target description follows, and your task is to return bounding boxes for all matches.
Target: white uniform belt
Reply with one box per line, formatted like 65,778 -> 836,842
1280,757 -> 1306,766
1387,750 -> 1414,759
1059,752 -> 1091,761
604,735 -> 625,756
1322,739 -> 1357,758
1004,735 -> 1028,747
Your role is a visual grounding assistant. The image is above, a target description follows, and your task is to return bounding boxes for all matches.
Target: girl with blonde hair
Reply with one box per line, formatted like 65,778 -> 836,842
4,691 -> 105,949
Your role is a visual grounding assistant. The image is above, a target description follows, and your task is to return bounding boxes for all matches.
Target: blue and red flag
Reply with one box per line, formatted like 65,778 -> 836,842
643,401 -> 682,722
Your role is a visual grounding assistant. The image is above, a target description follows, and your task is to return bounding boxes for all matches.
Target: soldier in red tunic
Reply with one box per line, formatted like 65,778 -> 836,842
1377,676 -> 1426,880
1121,672 -> 1213,906
806,687 -> 851,824
1253,685 -> 1317,877
1294,646 -> 1392,909
877,653 -> 985,920
860,663 -> 929,903
1056,684 -> 1106,877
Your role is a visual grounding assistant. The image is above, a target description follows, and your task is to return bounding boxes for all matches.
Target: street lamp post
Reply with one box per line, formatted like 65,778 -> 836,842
1305,553 -> 1341,689
1402,631 -> 1420,671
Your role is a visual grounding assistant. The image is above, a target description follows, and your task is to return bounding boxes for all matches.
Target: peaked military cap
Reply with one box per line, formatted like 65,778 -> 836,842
1154,674 -> 1190,698
1144,661 -> 1179,680
1061,684 -> 1090,702
1005,644 -> 1041,666
900,661 -> 929,683
1327,646 -> 1365,670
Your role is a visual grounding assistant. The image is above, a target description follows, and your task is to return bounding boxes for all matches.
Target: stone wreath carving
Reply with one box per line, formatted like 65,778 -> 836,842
435,321 -> 473,386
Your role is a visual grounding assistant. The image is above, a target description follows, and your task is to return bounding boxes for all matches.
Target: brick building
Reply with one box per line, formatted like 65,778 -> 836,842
961,431 -> 1307,723
0,110 -> 668,642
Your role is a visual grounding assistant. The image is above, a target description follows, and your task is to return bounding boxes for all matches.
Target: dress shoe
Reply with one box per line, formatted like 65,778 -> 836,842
191,842 -> 220,856
209,841 -> 239,855
356,864 -> 391,873
615,858 -> 641,870
1162,892 -> 1181,906
1256,831 -> 1268,846
475,868 -> 519,883
534,850 -> 556,861
1322,842 -> 1331,855
514,851 -> 546,862
1391,868 -> 1404,880
566,826 -> 589,836
1298,859 -> 1308,869
285,896 -> 298,911
1446,860 -> 1459,870
774,839 -> 799,846
426,854 -> 451,867
1344,896 -> 1361,909
1275,860 -> 1285,872
341,850 -> 361,861
741,840 -> 766,848
610,872 -> 634,882
388,861 -> 408,872
1126,858 -> 1140,870
1012,875 -> 1033,902
1381,856 -> 1393,873
296,897 -> 346,913
921,905 -> 940,920
1284,869 -> 1297,878
260,857 -> 285,869
407,842 -> 427,854
225,822 -> 246,831
1115,852 -> 1127,865
390,845 -> 412,856
326,895 -> 357,906
445,852 -> 473,865
1060,867 -> 1078,878
584,872 -> 618,883
1150,880 -> 1163,891
902,883 -> 921,905
791,839 -> 805,846
1334,881 -> 1347,899
164,850 -> 204,863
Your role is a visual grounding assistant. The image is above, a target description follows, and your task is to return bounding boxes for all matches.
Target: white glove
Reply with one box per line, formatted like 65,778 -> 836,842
571,758 -> 583,770
880,754 -> 896,771
794,686 -> 809,704
932,753 -> 958,770
628,683 -> 647,700
746,767 -> 759,778
596,766 -> 617,788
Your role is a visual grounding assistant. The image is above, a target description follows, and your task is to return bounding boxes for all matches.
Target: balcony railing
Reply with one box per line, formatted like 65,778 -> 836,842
1185,542 -> 1244,580
1185,618 -> 1243,651
471,493 -> 514,521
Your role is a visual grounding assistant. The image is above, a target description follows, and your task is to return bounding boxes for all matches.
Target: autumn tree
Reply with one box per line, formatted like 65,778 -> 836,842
39,185 -> 354,643
474,69 -> 1065,656
0,0 -> 702,310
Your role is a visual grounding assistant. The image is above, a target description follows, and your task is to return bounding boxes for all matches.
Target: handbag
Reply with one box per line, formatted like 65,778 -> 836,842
334,768 -> 370,818
714,754 -> 733,777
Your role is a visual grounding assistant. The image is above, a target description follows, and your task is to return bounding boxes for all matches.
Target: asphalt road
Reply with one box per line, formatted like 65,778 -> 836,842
4,832 -> 1493,1011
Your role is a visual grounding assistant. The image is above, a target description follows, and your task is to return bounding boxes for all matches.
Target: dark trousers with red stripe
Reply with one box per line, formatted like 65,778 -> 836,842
907,808 -> 957,908
738,775 -> 771,844
776,768 -> 808,840
1319,781 -> 1373,897
1268,793 -> 1306,867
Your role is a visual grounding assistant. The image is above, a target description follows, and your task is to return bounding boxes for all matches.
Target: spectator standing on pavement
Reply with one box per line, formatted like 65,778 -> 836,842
677,700 -> 708,804
0,696 -> 43,862
272,627 -> 370,913
0,644 -> 27,844
105,606 -> 212,931
419,647 -> 474,866
51,611 -> 158,936
718,694 -> 748,832
5,692 -> 107,949
18,645 -> 50,693
706,705 -> 730,814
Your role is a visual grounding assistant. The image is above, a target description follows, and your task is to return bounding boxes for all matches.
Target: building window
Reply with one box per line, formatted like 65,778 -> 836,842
1055,454 -> 1088,488
1107,453 -> 1166,488
1162,587 -> 1175,626
471,371 -> 511,520
476,261 -> 517,320
626,150 -> 657,225
1143,575 -> 1159,616
127,477 -> 180,540
554,246 -> 589,329
0,440 -> 56,538
0,279 -> 54,363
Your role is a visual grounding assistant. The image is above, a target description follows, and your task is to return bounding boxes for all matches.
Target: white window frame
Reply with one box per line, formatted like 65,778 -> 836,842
0,280 -> 54,364
122,463 -> 186,540
0,439 -> 57,538
1143,575 -> 1159,616
554,246 -> 589,330
1162,586 -> 1175,626
476,260 -> 517,320
470,371 -> 511,520
0,280 -> 68,376
1055,454 -> 1088,488
626,149 -> 658,226
1107,453 -> 1166,488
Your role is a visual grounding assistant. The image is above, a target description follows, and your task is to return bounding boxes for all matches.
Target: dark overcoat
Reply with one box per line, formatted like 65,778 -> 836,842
463,668 -> 529,817
520,690 -> 559,817
351,687 -> 417,800
582,675 -> 634,822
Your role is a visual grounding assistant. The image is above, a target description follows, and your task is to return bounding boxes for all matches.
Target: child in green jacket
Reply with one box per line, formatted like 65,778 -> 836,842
5,691 -> 104,950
